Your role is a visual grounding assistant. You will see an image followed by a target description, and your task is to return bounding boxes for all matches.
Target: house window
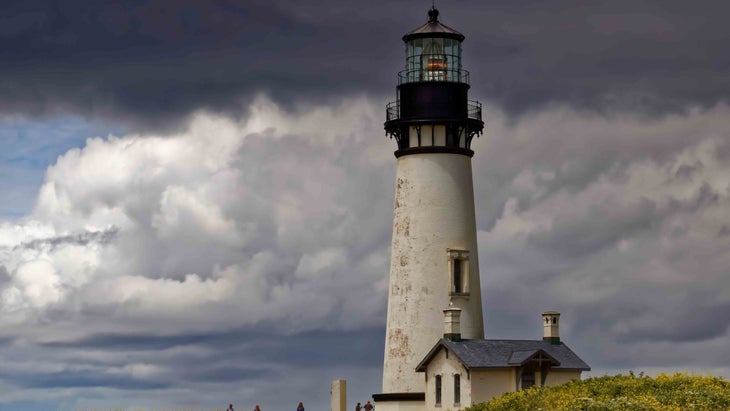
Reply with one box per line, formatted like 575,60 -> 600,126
435,375 -> 442,406
521,370 -> 535,390
447,249 -> 469,296
454,374 -> 461,405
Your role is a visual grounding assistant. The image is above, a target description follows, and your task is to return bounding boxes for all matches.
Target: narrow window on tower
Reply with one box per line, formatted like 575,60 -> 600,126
447,249 -> 470,297
435,375 -> 442,406
454,374 -> 461,405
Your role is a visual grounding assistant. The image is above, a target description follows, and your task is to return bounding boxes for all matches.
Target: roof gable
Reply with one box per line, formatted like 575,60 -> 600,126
507,349 -> 560,366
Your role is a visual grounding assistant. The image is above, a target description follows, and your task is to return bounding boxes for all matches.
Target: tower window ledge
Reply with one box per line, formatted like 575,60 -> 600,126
449,292 -> 470,299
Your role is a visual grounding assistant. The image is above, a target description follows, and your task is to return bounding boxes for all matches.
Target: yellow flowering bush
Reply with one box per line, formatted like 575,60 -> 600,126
465,373 -> 730,411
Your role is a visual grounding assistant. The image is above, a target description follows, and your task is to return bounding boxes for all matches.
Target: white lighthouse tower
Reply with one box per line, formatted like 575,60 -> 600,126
374,8 -> 485,411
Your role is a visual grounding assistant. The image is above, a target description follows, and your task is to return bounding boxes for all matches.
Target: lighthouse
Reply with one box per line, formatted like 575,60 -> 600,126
373,7 -> 485,411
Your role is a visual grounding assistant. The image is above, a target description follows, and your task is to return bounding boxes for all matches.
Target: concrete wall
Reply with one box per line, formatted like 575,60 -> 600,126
373,401 -> 425,411
382,153 -> 484,393
544,370 -> 581,387
330,380 -> 346,411
470,369 -> 516,405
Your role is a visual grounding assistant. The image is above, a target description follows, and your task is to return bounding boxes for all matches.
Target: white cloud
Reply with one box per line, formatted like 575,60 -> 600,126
0,220 -> 55,248
14,259 -> 62,307
295,247 -> 348,280
1,95 -> 391,335
152,185 -> 241,246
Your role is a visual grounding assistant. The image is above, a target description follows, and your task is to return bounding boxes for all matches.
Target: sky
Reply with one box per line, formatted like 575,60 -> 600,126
1,0 -> 729,409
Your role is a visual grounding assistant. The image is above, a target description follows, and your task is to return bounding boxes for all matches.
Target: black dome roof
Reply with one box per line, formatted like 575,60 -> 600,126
402,8 -> 465,42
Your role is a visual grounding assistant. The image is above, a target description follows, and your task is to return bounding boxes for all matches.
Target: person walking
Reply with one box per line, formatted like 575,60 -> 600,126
254,405 -> 262,411
355,402 -> 362,411
297,402 -> 305,411
226,405 -> 234,411
364,400 -> 374,411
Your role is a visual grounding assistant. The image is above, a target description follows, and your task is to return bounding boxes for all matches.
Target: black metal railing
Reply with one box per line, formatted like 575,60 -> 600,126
397,69 -> 470,85
385,100 -> 482,122
386,101 -> 400,122
467,100 -> 482,121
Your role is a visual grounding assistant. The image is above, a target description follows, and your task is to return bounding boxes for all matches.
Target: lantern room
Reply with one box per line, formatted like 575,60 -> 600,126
403,8 -> 465,84
385,7 -> 483,157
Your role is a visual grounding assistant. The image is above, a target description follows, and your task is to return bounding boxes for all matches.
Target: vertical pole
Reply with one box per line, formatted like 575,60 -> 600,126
331,380 -> 347,411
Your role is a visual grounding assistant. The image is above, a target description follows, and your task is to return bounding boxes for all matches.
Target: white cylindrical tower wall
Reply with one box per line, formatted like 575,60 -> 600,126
382,152 -> 484,393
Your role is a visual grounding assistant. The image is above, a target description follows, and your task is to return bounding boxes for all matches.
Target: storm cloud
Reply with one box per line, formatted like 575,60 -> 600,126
1,0 -> 729,129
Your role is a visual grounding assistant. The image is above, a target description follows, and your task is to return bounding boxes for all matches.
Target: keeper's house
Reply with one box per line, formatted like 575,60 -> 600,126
415,311 -> 590,410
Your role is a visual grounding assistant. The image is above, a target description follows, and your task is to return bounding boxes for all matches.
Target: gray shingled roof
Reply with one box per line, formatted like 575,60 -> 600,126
416,339 -> 591,372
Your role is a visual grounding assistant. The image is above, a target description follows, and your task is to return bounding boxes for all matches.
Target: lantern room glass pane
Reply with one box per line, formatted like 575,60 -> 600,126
422,38 -> 446,81
407,41 -> 416,80
423,37 -> 443,55
403,37 -> 463,84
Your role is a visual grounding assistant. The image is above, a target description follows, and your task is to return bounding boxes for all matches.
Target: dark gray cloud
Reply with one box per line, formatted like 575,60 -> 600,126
41,331 -> 215,350
12,325 -> 385,398
183,366 -> 272,383
1,0 -> 729,130
14,227 -> 119,251
526,197 -> 659,259
0,265 -> 10,284
23,371 -> 170,390
42,327 -> 384,367
619,300 -> 730,343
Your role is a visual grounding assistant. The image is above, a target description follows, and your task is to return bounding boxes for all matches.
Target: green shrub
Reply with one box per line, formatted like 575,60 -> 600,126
465,373 -> 730,411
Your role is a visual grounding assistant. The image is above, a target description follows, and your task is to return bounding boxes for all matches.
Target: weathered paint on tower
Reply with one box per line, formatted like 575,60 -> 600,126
382,153 -> 484,392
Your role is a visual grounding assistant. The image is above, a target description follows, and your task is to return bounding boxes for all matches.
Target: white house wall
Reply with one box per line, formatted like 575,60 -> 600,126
544,370 -> 582,386
424,347 -> 470,411
470,369 -> 516,405
372,401 -> 425,411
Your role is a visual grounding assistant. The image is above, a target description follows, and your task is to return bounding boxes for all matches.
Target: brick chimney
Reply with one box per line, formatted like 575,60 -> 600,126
444,303 -> 462,342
